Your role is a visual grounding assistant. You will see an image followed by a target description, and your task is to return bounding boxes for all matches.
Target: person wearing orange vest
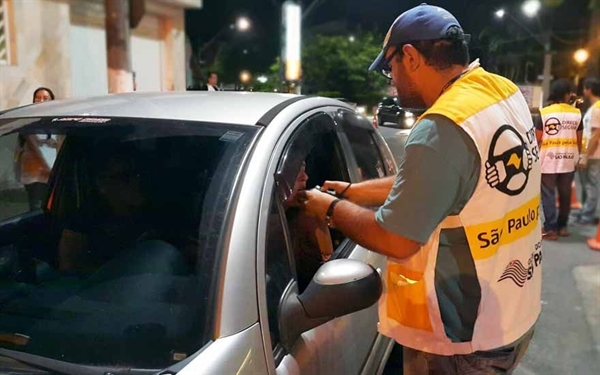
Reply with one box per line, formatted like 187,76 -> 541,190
300,4 -> 541,374
534,79 -> 582,240
576,78 -> 600,224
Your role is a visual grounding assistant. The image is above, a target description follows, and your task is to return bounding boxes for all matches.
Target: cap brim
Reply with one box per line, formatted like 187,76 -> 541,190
368,49 -> 386,72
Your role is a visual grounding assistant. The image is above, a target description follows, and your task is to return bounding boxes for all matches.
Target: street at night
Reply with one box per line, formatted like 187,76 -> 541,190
0,0 -> 599,374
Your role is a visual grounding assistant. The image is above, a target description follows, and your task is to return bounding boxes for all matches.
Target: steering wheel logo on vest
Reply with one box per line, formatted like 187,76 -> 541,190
544,117 -> 561,136
485,125 -> 533,196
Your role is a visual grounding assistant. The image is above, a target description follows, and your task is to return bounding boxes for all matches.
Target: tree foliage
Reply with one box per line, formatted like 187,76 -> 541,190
302,33 -> 389,107
252,32 -> 389,106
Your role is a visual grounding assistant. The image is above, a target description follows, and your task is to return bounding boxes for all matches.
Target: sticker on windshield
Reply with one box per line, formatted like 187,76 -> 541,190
52,117 -> 83,122
51,117 -> 111,124
219,131 -> 243,143
79,118 -> 111,123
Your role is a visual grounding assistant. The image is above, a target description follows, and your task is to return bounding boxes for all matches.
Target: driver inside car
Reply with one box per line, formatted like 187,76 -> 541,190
58,153 -> 152,275
282,161 -> 334,291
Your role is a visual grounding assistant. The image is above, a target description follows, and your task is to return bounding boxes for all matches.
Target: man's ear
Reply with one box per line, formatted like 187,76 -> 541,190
401,44 -> 421,72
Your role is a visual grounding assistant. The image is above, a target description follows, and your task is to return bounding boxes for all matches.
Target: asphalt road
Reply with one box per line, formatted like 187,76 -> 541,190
514,222 -> 600,375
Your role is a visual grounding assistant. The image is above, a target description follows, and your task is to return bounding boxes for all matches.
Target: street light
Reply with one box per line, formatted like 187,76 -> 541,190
236,17 -> 251,32
574,48 -> 590,65
283,1 -> 302,87
348,35 -> 356,42
240,70 -> 252,84
495,1 -> 551,105
201,17 -> 252,56
257,75 -> 268,84
522,0 -> 541,18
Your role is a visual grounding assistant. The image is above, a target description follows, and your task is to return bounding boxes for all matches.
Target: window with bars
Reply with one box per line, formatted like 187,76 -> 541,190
0,0 -> 12,65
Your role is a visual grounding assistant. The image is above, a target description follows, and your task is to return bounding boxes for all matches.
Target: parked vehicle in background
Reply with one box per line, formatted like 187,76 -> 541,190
0,92 -> 397,375
373,97 -> 425,130
372,97 -> 425,166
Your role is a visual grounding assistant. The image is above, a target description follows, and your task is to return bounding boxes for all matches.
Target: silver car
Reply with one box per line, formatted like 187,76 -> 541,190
0,92 -> 397,375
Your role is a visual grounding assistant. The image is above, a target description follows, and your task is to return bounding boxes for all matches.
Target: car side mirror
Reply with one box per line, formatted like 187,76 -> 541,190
279,259 -> 382,352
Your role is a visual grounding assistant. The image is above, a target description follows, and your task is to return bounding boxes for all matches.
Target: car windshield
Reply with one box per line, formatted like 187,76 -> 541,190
0,117 -> 259,369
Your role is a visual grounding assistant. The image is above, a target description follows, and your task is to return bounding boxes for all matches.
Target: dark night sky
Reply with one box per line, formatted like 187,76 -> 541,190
186,0 -> 591,75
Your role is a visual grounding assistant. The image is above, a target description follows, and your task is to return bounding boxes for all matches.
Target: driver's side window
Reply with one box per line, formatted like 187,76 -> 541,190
264,113 -> 351,354
274,113 -> 350,292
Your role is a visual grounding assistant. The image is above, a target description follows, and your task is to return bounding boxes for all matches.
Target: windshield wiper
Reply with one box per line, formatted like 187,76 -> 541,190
0,348 -> 145,375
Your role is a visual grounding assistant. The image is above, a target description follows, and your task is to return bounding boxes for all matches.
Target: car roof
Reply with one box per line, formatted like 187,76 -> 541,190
0,92 -> 301,126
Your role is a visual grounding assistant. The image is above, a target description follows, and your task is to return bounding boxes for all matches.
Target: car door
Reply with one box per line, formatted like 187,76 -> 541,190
258,109 -> 390,375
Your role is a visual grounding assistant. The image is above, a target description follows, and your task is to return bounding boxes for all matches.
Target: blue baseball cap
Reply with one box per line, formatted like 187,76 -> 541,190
369,3 -> 470,73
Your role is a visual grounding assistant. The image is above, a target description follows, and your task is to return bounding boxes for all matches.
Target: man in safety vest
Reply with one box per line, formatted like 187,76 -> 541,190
300,4 -> 541,374
534,79 -> 582,240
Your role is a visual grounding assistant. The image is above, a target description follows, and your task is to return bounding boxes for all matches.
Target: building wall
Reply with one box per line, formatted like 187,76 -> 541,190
69,0 -> 187,95
0,0 -> 191,109
0,0 -> 72,110
0,0 -> 197,191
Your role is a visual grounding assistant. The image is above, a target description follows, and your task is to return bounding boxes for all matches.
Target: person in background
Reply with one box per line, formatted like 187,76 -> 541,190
14,87 -> 57,210
535,79 -> 582,240
203,72 -> 219,91
577,78 -> 600,224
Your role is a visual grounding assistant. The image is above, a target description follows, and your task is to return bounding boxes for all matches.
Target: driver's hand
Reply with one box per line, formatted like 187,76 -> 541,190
321,181 -> 352,198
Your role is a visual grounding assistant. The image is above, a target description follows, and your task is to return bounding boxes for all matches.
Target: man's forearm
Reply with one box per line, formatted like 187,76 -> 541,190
332,200 -> 420,260
346,176 -> 395,206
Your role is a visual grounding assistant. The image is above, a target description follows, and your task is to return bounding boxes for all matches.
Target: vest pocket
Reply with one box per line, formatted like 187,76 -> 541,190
386,263 -> 433,332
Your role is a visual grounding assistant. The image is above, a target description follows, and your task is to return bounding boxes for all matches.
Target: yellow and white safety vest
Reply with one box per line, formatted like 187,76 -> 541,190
539,103 -> 581,173
379,67 -> 542,355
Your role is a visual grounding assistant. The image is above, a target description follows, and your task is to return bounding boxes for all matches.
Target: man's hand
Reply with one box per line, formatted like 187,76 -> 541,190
321,181 -> 352,197
578,155 -> 588,169
299,189 -> 337,221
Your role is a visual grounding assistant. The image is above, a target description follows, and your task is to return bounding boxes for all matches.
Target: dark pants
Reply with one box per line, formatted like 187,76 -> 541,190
403,330 -> 534,375
541,172 -> 575,232
24,182 -> 49,211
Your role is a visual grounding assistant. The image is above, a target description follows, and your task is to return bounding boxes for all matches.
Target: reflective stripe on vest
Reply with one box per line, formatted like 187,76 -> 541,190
538,103 -> 581,174
379,67 -> 542,356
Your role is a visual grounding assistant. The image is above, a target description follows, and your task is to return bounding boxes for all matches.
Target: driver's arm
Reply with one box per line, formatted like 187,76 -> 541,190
314,220 -> 333,260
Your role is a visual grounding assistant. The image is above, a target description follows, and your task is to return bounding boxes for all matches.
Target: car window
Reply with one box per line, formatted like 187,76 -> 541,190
274,112 -> 350,293
264,191 -> 294,351
381,97 -> 397,106
0,117 -> 259,370
0,132 -> 60,221
336,110 -> 393,180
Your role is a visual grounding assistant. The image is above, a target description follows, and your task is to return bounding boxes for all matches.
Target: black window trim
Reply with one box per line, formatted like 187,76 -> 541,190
333,108 -> 393,181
